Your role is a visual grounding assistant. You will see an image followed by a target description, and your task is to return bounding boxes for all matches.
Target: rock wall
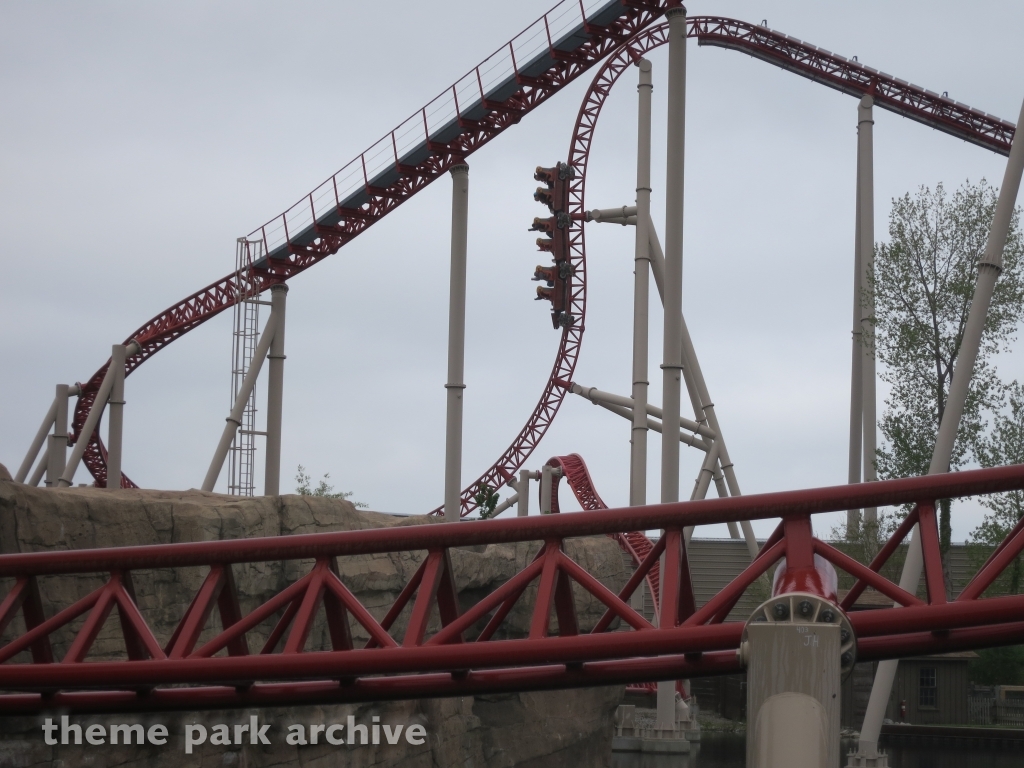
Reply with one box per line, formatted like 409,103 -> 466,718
0,476 -> 627,767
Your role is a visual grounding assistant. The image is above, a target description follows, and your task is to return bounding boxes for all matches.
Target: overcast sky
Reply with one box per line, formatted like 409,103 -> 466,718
3,1 -> 1024,542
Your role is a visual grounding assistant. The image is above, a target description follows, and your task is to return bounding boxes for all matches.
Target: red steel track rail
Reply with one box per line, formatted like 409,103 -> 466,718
3,464 -> 1024,714
68,11 -> 1015,516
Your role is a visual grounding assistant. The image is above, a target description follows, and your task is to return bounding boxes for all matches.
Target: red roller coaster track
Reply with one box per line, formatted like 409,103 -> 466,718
3,465 -> 1024,713
68,9 -> 1014,522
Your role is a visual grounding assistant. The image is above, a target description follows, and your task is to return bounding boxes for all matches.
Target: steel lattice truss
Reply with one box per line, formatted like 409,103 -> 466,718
68,9 -> 1015,515
2,465 -> 1024,714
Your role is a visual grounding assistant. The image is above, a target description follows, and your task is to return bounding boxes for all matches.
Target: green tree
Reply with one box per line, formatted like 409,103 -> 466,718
474,484 -> 500,519
871,180 -> 1024,572
970,381 -> 1024,595
969,645 -> 1024,686
295,465 -> 368,508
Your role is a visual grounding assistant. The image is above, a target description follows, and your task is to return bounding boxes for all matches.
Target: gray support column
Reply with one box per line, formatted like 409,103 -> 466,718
647,222 -> 759,559
264,284 -> 288,496
847,106 -> 865,535
858,96 -> 878,525
660,6 -> 686,511
444,163 -> 470,522
57,344 -> 136,488
46,385 -> 70,487
630,58 -> 654,508
105,346 -> 127,489
856,93 -> 1024,765
28,450 -> 48,486
517,470 -> 533,517
657,5 -> 687,733
17,398 -> 57,483
202,313 -> 279,493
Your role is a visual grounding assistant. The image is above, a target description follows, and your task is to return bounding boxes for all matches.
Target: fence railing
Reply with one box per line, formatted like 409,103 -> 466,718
968,697 -> 1024,727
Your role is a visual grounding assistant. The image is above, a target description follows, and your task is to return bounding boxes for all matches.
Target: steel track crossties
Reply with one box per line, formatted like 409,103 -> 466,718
66,13 -> 1014,515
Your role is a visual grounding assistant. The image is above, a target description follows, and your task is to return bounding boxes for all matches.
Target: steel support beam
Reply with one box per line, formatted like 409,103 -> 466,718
647,222 -> 759,559
630,58 -> 654,509
444,163 -> 470,522
202,314 -> 279,493
45,385 -> 70,488
105,345 -> 127,490
658,5 -> 687,730
264,284 -> 288,496
847,103 -> 865,535
858,96 -> 878,525
856,93 -> 1024,762
17,398 -> 57,484
58,345 -> 137,488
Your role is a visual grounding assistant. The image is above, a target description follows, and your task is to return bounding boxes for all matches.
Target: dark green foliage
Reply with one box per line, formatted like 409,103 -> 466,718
969,645 -> 1024,686
294,465 -> 368,508
871,181 -> 1024,552
475,484 -> 500,519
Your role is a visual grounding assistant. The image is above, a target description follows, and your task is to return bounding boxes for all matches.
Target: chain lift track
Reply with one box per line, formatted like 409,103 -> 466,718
66,9 -> 1014,514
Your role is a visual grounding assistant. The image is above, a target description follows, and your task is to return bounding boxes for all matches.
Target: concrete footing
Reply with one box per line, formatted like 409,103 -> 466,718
612,702 -> 699,754
846,750 -> 890,767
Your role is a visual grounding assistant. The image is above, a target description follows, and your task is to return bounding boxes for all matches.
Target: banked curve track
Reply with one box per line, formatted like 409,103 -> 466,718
67,8 -> 1015,515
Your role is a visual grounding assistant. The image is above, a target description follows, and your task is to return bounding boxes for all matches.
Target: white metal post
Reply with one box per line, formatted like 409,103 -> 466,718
18,398 -> 57,484
855,93 -> 1024,765
657,5 -> 687,733
264,284 -> 288,496
539,465 -> 554,514
45,385 -> 69,487
630,58 -> 654,509
105,344 -> 127,489
518,470 -> 532,517
647,222 -> 759,559
858,96 -> 878,525
847,107 -> 864,535
444,163 -> 470,522
58,343 -> 138,488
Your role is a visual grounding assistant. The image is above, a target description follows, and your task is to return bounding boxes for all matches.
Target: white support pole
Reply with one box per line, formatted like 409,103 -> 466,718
517,470 -> 534,517
855,93 -> 1024,765
105,345 -> 127,490
202,313 -> 280,493
46,384 -> 71,488
657,5 -> 687,733
647,222 -> 760,559
539,465 -> 560,514
572,383 -> 713,438
847,118 -> 864,535
17,398 -> 57,483
57,342 -> 138,488
575,387 -> 711,451
630,58 -> 654,509
28,450 -> 48,487
264,284 -> 288,496
444,163 -> 470,522
588,205 -> 637,224
858,96 -> 878,526
660,5 -> 686,512
690,440 -> 720,502
488,492 -> 519,519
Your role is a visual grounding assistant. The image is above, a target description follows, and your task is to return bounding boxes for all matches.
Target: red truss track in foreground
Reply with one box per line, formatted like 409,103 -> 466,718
547,453 -> 666,696
70,11 -> 1015,511
3,465 -> 1024,714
